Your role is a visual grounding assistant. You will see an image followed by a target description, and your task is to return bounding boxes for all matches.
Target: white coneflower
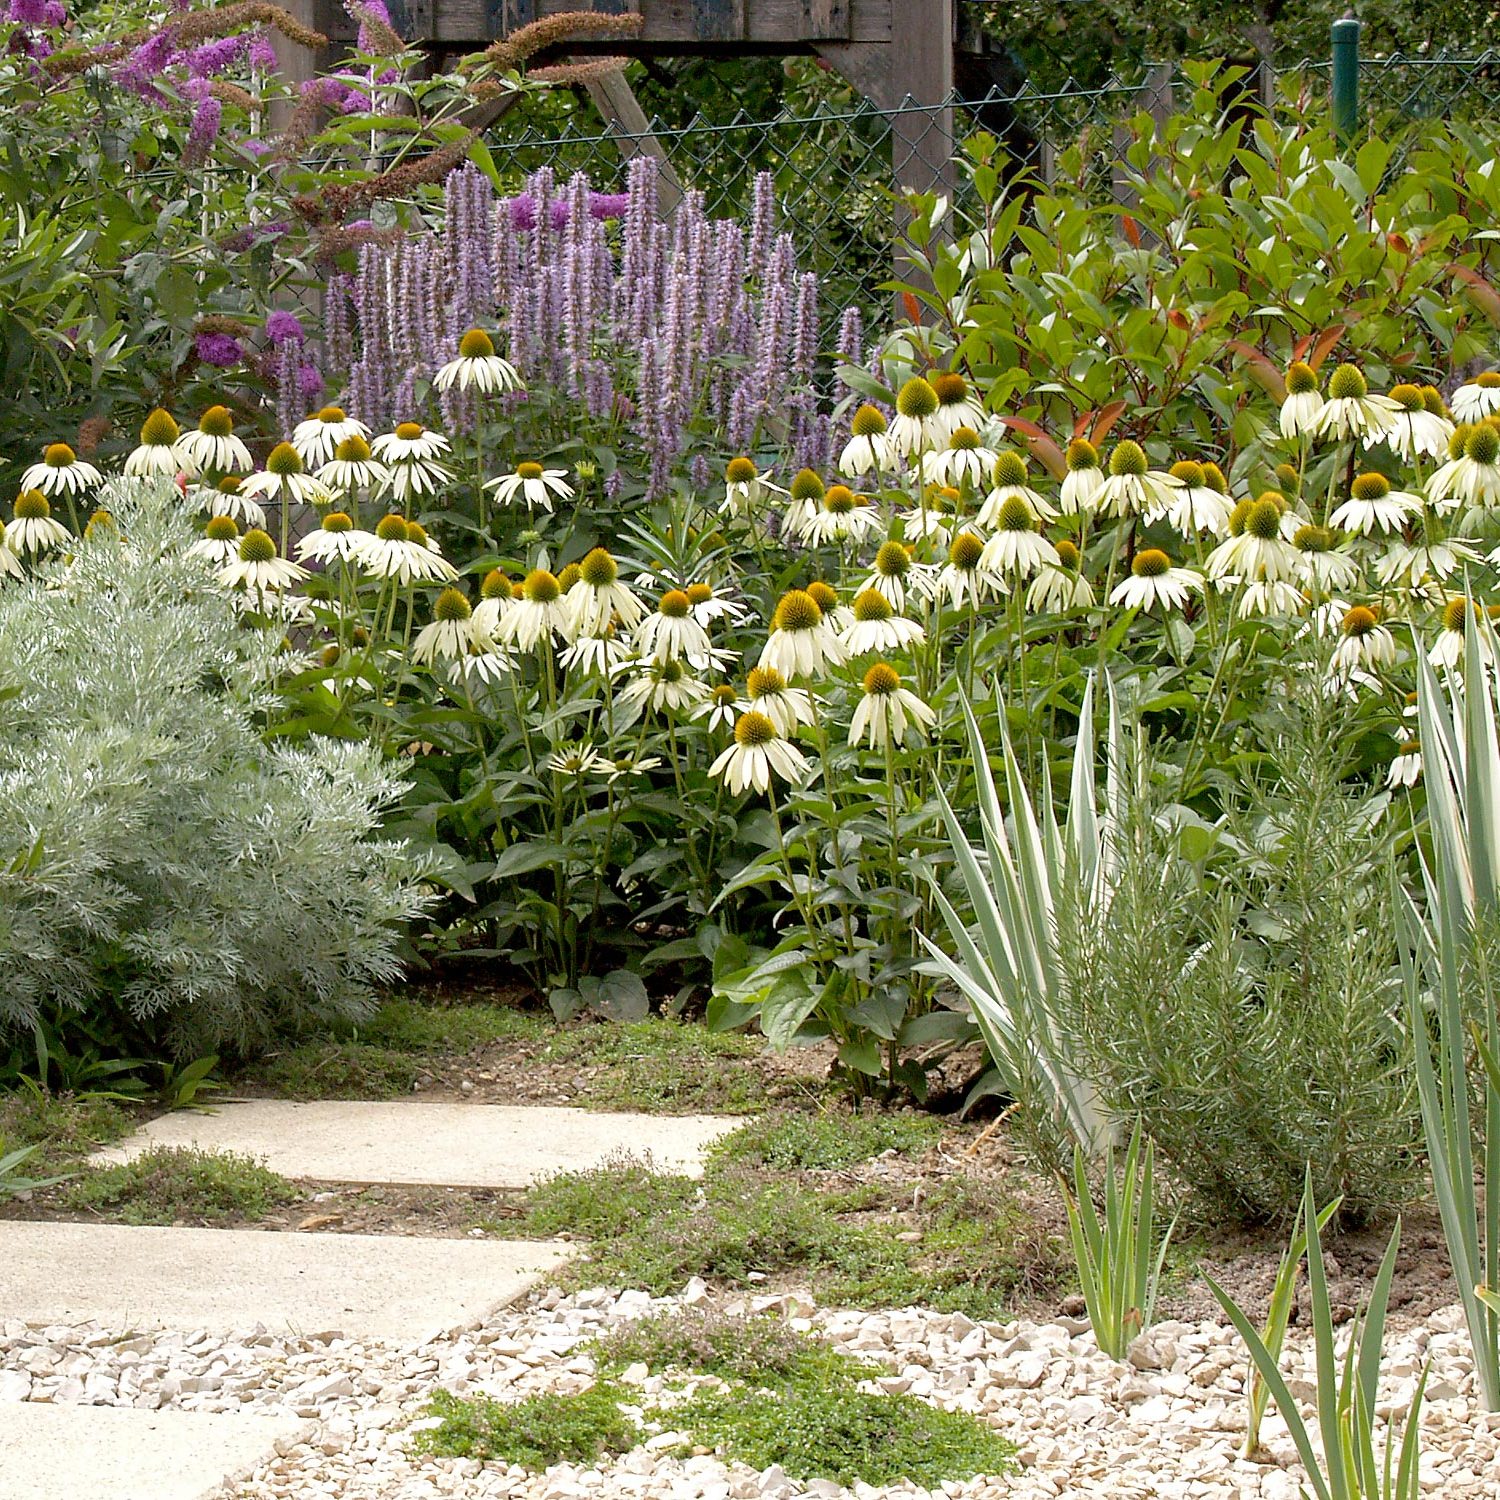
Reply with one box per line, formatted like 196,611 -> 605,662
636,589 -> 716,667
316,434 -> 389,495
838,405 -> 899,479
1279,361 -> 1325,440
1293,525 -> 1360,592
217,527 -> 308,594
620,658 -> 712,716
921,427 -> 997,491
433,328 -> 522,394
20,443 -> 102,498
979,495 -> 1058,579
242,441 -> 327,506
1387,739 -> 1422,789
296,510 -> 374,565
1026,538 -> 1094,612
566,547 -> 646,636
472,569 -> 516,643
1093,440 -> 1179,519
1450,370 -> 1500,424
806,580 -> 854,634
744,664 -> 817,736
1156,460 -> 1233,536
978,450 -> 1058,527
371,422 -> 452,501
559,632 -> 633,675
7,490 -> 71,555
0,521 -> 25,580
1332,604 -> 1397,675
545,743 -> 609,777
929,529 -> 1008,608
187,514 -> 243,567
928,371 -> 987,443
1237,578 -> 1308,619
499,567 -> 571,651
1329,472 -> 1422,535
412,587 -> 480,666
124,409 -> 187,477
1377,383 -> 1453,459
899,485 -> 959,541
1376,537 -> 1481,592
720,456 -> 785,516
1058,439 -> 1105,516
1109,548 -> 1202,613
356,513 -> 459,585
848,661 -> 936,750
693,683 -> 743,733
176,404 -> 254,475
685,580 -> 748,628
801,484 -> 884,546
840,588 -> 926,655
188,479 -> 258,532
861,540 -> 918,611
1428,423 -> 1500,511
486,461 -> 574,513
781,469 -> 827,540
1315,364 -> 1401,442
888,375 -> 941,458
293,407 -> 371,469
759,587 -> 848,681
1429,596 -> 1494,672
709,710 -> 809,794
1205,496 -> 1300,584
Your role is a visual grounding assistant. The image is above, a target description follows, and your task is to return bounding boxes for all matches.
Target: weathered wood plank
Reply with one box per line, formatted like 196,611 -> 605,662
324,0 -> 884,46
585,68 -> 686,213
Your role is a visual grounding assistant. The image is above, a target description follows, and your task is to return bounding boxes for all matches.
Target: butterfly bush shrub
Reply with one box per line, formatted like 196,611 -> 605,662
0,479 -> 433,1061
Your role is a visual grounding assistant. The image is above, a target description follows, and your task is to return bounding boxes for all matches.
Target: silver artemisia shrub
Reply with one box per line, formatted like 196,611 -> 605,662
0,479 -> 434,1060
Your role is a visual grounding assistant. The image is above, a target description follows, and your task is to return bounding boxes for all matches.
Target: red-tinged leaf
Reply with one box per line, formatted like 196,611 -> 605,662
1072,411 -> 1092,440
1225,340 -> 1287,401
1293,334 -> 1313,360
1121,214 -> 1141,248
1167,308 -> 1191,330
1450,263 -> 1500,326
901,291 -> 922,326
1090,400 -> 1127,445
998,415 -> 1066,480
1387,232 -> 1411,256
1307,324 -> 1347,371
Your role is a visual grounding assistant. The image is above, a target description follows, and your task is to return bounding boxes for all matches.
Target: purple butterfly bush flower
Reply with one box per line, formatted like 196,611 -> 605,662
184,36 -> 245,78
116,33 -> 178,98
588,193 -> 630,221
247,32 -> 277,70
195,332 -> 242,367
265,310 -> 306,346
7,0 -> 60,24
183,95 -> 222,167
298,361 -> 325,404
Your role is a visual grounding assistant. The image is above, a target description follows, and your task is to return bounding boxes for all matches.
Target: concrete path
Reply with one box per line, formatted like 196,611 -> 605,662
0,1403 -> 309,1500
0,1221 -> 572,1344
95,1099 -> 738,1185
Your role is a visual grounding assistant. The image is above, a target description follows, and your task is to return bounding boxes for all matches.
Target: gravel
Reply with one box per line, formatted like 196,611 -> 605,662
2,1283 -> 1497,1499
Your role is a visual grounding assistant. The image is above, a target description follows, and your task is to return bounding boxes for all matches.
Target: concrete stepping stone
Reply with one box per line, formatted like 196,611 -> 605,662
95,1099 -> 739,1187
0,1222 -> 571,1344
0,1402 -> 309,1500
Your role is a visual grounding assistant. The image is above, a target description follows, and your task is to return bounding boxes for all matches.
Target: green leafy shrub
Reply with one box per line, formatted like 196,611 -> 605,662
414,1384 -> 638,1468
0,480 -> 433,1063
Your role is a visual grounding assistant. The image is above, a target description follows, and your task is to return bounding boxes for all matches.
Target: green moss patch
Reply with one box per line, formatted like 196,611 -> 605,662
61,1146 -> 298,1225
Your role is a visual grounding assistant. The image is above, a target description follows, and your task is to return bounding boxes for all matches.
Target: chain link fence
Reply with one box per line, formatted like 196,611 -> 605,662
481,53 -> 1500,328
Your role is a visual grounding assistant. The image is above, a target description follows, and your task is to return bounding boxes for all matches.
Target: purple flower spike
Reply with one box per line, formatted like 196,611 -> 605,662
265,310 -> 306,346
195,332 -> 242,367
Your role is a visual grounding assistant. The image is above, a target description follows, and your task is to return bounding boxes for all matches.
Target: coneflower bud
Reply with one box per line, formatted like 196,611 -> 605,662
375,514 -> 410,542
863,662 -> 901,696
806,581 -> 839,614
579,548 -> 618,587
874,540 -> 910,577
1169,460 -> 1204,487
726,456 -> 759,483
895,376 -> 939,419
1286,361 -> 1319,395
204,515 -> 240,541
523,569 -> 561,604
1327,364 -> 1368,400
434,587 -> 472,622
851,404 -> 888,437
458,329 -> 496,359
1066,439 -> 1100,471
789,468 -> 825,502
1274,463 -> 1300,491
266,441 -> 304,476
992,450 -> 1028,487
772,589 -> 822,631
140,409 -> 179,446
1108,441 -> 1147,477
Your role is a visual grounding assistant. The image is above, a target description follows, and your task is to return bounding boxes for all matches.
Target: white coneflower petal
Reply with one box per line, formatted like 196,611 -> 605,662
708,711 -> 809,794
848,662 -> 935,749
124,409 -> 187,478
293,407 -> 371,468
486,462 -> 574,513
758,588 -> 848,682
1108,550 -> 1202,613
433,329 -> 523,394
177,405 -> 255,474
20,444 -> 102,498
1450,373 -> 1500,424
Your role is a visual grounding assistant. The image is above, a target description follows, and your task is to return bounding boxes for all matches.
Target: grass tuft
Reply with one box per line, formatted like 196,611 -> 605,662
713,1108 -> 943,1170
414,1384 -> 637,1468
61,1146 -> 297,1225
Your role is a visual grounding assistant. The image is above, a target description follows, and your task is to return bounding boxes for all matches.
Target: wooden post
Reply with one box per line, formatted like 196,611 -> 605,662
585,68 -> 685,217
269,0 -> 327,135
889,0 -> 955,204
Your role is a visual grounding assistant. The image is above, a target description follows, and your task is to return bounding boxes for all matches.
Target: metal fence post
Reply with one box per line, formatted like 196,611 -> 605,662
1331,16 -> 1360,143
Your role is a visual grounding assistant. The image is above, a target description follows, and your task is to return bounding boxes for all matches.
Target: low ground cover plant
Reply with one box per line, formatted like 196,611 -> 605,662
61,1145 -> 298,1226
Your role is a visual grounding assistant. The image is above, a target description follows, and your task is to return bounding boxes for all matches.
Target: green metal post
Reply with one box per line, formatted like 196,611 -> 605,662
1331,17 -> 1360,144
